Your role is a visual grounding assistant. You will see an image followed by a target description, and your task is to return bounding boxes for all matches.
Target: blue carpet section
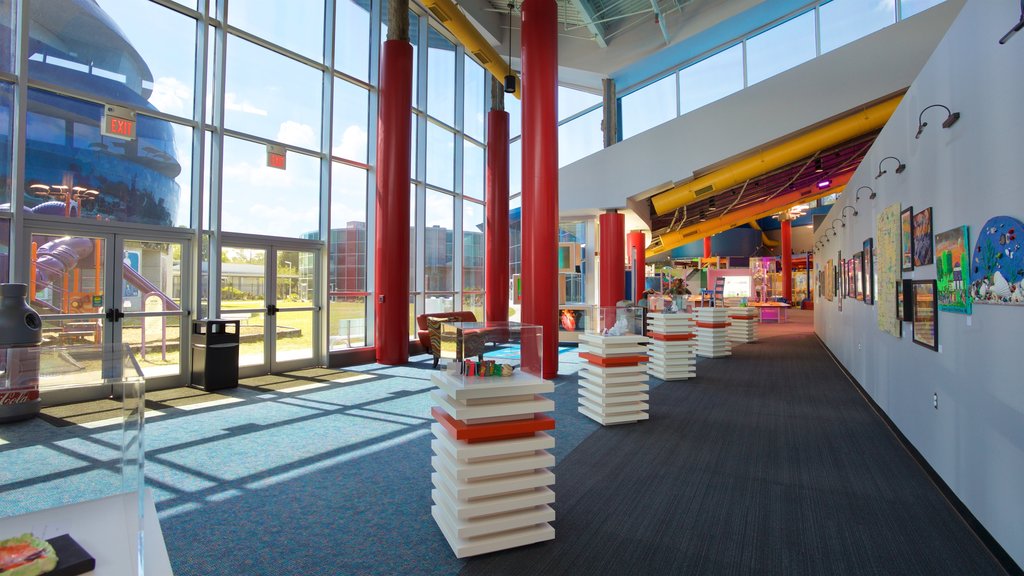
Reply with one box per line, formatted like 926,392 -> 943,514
0,348 -> 672,576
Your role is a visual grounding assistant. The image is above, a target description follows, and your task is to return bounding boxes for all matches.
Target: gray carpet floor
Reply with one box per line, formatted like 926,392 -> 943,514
459,314 -> 1007,576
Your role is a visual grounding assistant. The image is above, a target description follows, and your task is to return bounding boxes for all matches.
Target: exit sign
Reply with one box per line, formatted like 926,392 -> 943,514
101,104 -> 136,141
267,144 -> 287,170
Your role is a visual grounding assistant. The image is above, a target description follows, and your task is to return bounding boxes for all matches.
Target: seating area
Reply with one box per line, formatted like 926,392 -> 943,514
415,311 -> 484,368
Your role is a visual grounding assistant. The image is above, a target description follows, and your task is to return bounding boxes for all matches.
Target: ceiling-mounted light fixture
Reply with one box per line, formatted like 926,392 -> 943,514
915,104 -> 960,139
842,205 -> 858,219
814,157 -> 823,173
855,186 -> 875,201
999,0 -> 1024,44
504,2 -> 516,94
816,179 -> 832,189
875,156 -> 906,179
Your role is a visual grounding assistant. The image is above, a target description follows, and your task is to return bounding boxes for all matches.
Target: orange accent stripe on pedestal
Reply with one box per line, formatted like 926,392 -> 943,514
432,406 -> 556,443
650,332 -> 695,341
696,321 -> 731,329
579,352 -> 648,366
729,315 -> 755,320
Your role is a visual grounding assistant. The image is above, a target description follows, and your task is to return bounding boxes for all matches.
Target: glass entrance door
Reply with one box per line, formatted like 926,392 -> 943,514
220,244 -> 320,377
27,228 -> 191,394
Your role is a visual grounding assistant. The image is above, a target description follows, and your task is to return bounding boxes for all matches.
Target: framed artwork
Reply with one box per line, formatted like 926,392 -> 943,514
912,207 -> 934,267
897,280 -> 904,321
911,280 -> 938,351
863,238 -> 874,305
847,257 -> 856,300
935,225 -> 972,314
900,206 -> 914,272
969,216 -> 1024,305
853,251 -> 864,301
838,252 -> 843,311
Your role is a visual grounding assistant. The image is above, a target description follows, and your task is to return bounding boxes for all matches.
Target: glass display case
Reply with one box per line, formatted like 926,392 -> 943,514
585,305 -> 645,337
0,343 -> 168,575
435,321 -> 543,380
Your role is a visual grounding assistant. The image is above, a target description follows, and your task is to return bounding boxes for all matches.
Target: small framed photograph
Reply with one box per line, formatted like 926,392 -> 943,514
912,207 -> 934,267
863,238 -> 874,305
912,280 -> 938,351
901,206 -> 914,272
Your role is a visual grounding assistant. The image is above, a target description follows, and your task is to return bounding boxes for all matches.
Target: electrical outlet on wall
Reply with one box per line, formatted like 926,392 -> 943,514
933,393 -> 938,410
858,342 -> 862,350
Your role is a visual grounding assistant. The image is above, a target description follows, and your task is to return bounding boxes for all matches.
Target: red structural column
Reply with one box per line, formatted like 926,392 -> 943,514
485,108 -> 510,323
520,0 -> 559,379
781,218 -> 793,303
627,230 -> 645,301
703,236 -> 712,259
374,39 -> 413,364
599,211 -> 625,308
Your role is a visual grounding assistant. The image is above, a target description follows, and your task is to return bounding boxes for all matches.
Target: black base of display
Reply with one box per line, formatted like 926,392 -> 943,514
47,534 -> 95,576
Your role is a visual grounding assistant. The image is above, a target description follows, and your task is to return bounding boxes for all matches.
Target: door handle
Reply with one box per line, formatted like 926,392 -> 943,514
105,308 -> 125,322
266,304 -> 278,316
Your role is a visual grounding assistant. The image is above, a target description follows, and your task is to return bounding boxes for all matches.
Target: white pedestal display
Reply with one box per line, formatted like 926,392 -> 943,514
727,307 -> 758,344
578,333 -> 650,425
645,312 -> 696,381
429,322 -> 555,558
695,308 -> 732,358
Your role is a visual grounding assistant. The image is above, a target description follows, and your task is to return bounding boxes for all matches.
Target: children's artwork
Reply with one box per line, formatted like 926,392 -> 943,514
912,207 -> 934,267
826,259 -> 834,302
970,215 -> 1024,305
876,204 -> 901,336
863,238 -> 874,305
912,280 -> 938,351
853,251 -> 864,301
935,226 -> 972,314
900,207 -> 914,271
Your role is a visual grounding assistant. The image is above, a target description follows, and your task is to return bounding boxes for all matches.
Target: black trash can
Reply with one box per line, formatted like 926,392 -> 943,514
190,319 -> 240,391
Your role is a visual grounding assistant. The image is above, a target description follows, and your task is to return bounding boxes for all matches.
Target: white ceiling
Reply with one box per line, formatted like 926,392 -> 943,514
456,0 -> 761,89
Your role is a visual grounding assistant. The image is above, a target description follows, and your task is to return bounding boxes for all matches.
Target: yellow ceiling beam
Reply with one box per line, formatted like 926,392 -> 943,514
650,95 -> 901,216
646,174 -> 851,258
420,0 -> 521,99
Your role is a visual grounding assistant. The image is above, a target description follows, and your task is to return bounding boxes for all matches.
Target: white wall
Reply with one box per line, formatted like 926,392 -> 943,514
814,0 -> 1024,566
558,0 -> 964,215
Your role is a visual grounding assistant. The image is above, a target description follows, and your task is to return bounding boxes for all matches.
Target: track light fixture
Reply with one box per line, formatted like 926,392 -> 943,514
855,186 -> 875,201
832,218 -> 845,229
999,0 -> 1024,44
875,156 -> 906,179
915,104 -> 960,139
841,206 -> 858,219
504,2 -> 516,94
814,157 -> 823,173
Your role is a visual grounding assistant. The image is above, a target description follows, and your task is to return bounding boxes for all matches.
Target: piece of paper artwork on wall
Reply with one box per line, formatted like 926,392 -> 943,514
901,206 -> 914,272
876,204 -> 901,337
912,280 -> 938,351
935,225 -> 972,314
863,239 -> 874,305
913,207 -> 934,267
970,215 -> 1024,305
854,251 -> 864,301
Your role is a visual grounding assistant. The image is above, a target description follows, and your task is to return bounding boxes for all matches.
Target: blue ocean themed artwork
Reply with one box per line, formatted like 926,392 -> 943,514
970,216 -> 1024,305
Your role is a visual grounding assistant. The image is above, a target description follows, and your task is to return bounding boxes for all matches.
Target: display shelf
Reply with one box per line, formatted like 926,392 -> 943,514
727,307 -> 758,344
646,312 -> 696,381
429,322 -> 555,558
577,306 -> 649,426
694,308 -> 732,358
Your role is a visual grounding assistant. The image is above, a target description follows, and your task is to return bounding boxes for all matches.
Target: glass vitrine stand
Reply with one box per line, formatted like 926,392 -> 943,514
0,343 -> 173,575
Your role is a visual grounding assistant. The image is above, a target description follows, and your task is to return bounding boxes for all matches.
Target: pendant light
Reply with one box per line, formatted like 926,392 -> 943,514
504,2 -> 516,93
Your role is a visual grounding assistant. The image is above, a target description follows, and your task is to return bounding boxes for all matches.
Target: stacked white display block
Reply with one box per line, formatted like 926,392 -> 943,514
695,307 -> 732,358
430,324 -> 556,558
645,312 -> 697,381
577,333 -> 650,425
727,307 -> 758,344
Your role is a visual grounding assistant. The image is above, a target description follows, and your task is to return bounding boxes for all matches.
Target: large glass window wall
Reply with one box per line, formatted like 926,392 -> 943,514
2,0 -> 493,360
618,0 -> 948,140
